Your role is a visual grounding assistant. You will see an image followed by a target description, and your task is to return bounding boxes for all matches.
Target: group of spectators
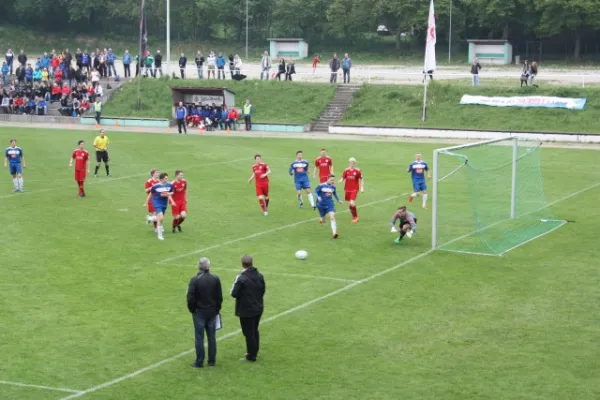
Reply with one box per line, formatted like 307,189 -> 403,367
176,50 -> 244,80
175,101 -> 240,133
2,47 -> 110,116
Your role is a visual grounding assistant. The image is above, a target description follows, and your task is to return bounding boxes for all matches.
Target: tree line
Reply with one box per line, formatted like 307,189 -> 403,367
1,0 -> 599,60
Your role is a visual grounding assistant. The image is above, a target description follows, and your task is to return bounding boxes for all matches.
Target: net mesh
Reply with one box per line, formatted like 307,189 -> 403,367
435,139 -> 565,256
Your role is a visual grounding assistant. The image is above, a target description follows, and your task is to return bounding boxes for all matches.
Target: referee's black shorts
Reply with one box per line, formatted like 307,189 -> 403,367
96,150 -> 109,163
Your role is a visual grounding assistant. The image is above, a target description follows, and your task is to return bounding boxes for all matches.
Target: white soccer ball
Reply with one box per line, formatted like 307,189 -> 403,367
295,250 -> 308,260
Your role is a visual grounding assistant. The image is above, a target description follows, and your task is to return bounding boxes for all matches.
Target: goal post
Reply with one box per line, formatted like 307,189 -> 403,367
431,137 -> 566,256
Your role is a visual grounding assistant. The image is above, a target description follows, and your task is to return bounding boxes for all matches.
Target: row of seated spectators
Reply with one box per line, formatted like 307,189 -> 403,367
183,103 -> 240,130
0,80 -> 103,116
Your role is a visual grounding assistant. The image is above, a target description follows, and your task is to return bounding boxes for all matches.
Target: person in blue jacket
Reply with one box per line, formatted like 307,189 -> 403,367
175,101 -> 187,134
220,105 -> 230,130
25,64 -> 33,84
106,48 -> 117,77
216,53 -> 226,80
122,50 -> 132,78
1,62 -> 9,85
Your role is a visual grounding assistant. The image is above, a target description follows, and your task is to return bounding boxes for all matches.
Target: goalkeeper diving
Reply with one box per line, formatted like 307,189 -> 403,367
390,206 -> 417,244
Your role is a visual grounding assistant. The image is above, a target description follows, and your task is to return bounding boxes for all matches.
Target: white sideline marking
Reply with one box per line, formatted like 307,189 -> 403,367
59,251 -> 431,400
0,158 -> 250,201
0,380 -> 82,394
499,220 -> 568,255
169,265 -> 359,283
157,195 -> 405,264
58,182 -> 599,399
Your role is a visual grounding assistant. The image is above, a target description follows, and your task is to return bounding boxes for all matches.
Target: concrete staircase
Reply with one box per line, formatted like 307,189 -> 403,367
47,76 -> 128,116
311,84 -> 361,132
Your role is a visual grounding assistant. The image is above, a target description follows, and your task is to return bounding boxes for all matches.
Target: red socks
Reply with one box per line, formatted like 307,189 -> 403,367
173,217 -> 186,228
77,181 -> 85,195
259,199 -> 266,212
350,205 -> 358,218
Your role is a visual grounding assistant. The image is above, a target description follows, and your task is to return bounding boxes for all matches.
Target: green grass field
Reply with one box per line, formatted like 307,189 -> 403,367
103,79 -> 335,124
342,83 -> 600,133
1,126 -> 600,400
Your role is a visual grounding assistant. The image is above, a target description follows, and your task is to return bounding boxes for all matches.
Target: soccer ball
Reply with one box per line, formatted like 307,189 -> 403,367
295,250 -> 308,260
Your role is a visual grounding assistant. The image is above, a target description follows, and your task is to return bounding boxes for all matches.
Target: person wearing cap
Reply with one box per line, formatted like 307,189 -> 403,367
187,257 -> 223,368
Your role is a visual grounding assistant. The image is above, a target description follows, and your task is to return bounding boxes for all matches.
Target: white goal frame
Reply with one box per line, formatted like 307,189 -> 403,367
431,136 -> 518,250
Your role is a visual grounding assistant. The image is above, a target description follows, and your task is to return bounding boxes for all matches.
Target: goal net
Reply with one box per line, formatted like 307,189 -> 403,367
432,137 -> 566,256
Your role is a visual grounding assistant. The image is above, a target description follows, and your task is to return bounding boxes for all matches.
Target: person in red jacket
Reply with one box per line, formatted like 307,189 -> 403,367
62,84 -> 71,96
51,83 -> 62,101
228,108 -> 239,129
312,54 -> 320,73
50,56 -> 60,78
54,68 -> 63,85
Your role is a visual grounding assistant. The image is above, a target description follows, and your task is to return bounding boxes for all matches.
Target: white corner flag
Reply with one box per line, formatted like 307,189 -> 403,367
424,0 -> 437,73
422,0 -> 436,121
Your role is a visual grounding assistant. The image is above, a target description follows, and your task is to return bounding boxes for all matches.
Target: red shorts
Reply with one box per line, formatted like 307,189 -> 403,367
255,184 -> 269,197
172,202 -> 187,216
319,176 -> 328,184
345,191 -> 358,201
147,201 -> 155,213
74,170 -> 86,182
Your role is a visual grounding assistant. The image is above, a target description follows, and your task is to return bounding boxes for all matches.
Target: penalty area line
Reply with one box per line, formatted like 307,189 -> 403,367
168,264 -> 360,283
156,194 -> 406,264
0,380 -> 82,394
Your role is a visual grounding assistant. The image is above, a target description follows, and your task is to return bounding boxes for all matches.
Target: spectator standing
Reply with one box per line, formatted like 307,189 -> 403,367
25,64 -> 33,84
529,61 -> 539,87
260,51 -> 271,80
82,50 -> 91,74
175,101 -> 187,133
342,53 -> 352,84
231,255 -> 265,362
470,57 -> 482,86
93,97 -> 102,125
234,54 -> 242,75
40,53 -> 50,72
143,53 -> 154,77
106,48 -> 117,77
91,69 -> 100,88
243,98 -> 253,131
98,50 -> 107,78
187,257 -> 223,368
216,52 -> 226,79
228,55 -> 235,79
41,68 -> 49,85
1,62 -> 8,86
195,51 -> 205,79
329,53 -> 340,84
50,55 -> 60,79
123,50 -> 132,78
207,51 -> 216,79
33,67 -> 42,83
179,53 -> 187,79
5,49 -> 14,74
64,48 -> 73,67
154,50 -> 163,78
18,50 -> 27,67
285,62 -> 296,81
276,58 -> 286,80
75,48 -> 83,70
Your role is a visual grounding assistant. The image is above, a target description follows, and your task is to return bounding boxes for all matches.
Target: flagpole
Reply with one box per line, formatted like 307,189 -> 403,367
166,0 -> 170,76
136,0 -> 145,110
422,0 -> 436,122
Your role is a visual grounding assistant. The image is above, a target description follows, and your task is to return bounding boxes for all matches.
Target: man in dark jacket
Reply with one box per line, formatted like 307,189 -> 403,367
329,53 -> 340,84
18,50 -> 27,67
187,257 -> 223,368
154,50 -> 162,78
231,255 -> 266,362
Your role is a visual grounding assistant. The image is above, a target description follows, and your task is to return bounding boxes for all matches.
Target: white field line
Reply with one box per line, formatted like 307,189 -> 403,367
168,265 -> 359,283
58,181 -> 598,400
0,158 -> 251,201
59,251 -> 432,400
0,380 -> 82,394
157,194 -> 406,264
499,220 -> 568,255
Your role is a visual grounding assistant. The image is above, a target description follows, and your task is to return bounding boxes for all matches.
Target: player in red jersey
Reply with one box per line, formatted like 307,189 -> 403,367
339,157 -> 364,223
171,169 -> 188,232
248,154 -> 271,216
145,168 -> 160,230
313,148 -> 333,184
69,140 -> 90,198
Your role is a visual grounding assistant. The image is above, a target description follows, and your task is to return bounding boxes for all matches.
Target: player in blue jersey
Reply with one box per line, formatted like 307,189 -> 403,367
4,139 -> 26,192
390,206 -> 417,244
143,172 -> 175,241
407,152 -> 431,209
314,174 -> 343,239
289,150 -> 315,209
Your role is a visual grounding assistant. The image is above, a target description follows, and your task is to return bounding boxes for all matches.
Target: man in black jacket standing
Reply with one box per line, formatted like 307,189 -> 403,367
187,257 -> 223,368
154,50 -> 162,78
231,255 -> 266,362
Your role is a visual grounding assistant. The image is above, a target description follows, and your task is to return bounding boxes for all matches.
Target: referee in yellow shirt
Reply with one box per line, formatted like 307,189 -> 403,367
93,129 -> 111,177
